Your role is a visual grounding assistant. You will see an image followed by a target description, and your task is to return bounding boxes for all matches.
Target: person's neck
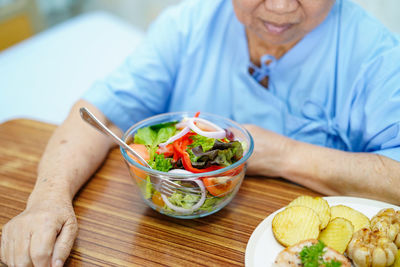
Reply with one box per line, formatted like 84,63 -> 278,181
246,29 -> 298,66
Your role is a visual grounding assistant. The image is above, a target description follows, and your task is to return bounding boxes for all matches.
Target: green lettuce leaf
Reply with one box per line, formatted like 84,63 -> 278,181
189,135 -> 215,152
199,195 -> 226,212
187,140 -> 244,168
155,126 -> 176,145
210,141 -> 243,167
149,153 -> 173,172
168,192 -> 200,209
149,121 -> 178,131
134,127 -> 157,146
133,123 -> 177,164
145,176 -> 154,199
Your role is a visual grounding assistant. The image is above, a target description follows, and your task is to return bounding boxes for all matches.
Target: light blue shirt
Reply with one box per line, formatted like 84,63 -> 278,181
83,0 -> 400,161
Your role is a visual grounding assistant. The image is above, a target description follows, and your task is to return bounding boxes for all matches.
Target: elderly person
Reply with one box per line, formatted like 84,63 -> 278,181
2,0 -> 400,266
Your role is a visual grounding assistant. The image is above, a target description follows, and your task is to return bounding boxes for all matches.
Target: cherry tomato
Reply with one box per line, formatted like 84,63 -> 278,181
203,175 -> 239,197
221,164 -> 244,177
152,191 -> 165,207
127,144 -> 150,183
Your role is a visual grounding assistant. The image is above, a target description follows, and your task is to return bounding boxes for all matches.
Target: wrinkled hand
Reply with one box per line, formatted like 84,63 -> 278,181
1,195 -> 78,267
243,124 -> 295,177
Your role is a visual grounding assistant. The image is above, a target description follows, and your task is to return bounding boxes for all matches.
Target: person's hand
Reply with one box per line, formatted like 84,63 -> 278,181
1,193 -> 78,267
243,124 -> 295,177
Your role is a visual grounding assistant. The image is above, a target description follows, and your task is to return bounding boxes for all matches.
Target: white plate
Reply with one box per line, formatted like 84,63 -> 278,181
245,196 -> 399,267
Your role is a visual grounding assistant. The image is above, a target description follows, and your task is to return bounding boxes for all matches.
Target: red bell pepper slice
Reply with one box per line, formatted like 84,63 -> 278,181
172,132 -> 222,173
156,143 -> 174,157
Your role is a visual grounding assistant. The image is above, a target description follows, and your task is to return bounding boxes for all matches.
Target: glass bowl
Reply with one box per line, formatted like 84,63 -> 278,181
121,112 -> 254,219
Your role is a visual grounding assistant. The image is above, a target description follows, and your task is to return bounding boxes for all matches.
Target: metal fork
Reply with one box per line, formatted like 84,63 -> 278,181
80,107 -> 202,197
158,178 -> 203,196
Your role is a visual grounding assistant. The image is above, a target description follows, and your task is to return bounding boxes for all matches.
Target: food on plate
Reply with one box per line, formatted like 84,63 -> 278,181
127,112 -> 246,215
330,205 -> 371,232
272,206 -> 321,247
273,239 -> 351,266
318,217 -> 354,254
370,208 -> 400,247
347,227 -> 398,266
346,208 -> 400,267
271,196 -> 400,266
393,249 -> 400,267
288,195 -> 331,229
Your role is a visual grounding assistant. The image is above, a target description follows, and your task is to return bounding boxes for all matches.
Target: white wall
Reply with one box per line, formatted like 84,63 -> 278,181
80,0 -> 182,30
0,12 -> 144,124
352,0 -> 400,34
37,0 -> 71,13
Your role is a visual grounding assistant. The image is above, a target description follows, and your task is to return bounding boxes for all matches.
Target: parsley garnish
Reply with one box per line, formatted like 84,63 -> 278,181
299,240 -> 342,267
325,261 -> 342,267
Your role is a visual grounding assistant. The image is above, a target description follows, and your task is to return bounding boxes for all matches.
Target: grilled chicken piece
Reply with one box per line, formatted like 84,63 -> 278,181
273,239 -> 351,266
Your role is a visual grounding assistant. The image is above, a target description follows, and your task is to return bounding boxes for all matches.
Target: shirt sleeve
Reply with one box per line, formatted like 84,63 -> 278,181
82,5 -> 186,132
351,47 -> 400,161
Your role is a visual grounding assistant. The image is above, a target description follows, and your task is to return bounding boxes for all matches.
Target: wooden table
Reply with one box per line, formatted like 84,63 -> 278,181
0,119 -> 321,266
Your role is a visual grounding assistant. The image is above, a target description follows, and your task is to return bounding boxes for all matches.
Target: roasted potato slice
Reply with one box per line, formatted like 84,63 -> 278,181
272,206 -> 321,247
318,217 -> 354,254
288,195 -> 331,229
330,205 -> 370,232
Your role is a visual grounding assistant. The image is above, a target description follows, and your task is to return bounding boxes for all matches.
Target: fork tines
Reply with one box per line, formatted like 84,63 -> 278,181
161,179 -> 203,196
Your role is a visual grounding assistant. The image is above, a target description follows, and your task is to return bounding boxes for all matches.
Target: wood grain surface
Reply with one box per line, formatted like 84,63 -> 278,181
0,119 -> 322,266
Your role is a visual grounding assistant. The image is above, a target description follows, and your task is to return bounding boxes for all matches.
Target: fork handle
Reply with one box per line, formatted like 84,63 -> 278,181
79,107 -> 150,167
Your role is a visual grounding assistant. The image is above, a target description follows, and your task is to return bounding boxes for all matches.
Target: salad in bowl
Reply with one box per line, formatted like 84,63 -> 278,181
121,112 -> 253,219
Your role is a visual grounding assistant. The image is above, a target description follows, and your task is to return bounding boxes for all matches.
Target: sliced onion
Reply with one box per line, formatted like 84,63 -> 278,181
175,119 -> 188,129
159,117 -> 226,147
167,169 -> 193,175
158,126 -> 190,147
187,118 -> 226,139
161,169 -> 206,214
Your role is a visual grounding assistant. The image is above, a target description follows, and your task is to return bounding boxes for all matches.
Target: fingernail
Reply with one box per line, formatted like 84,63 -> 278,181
55,259 -> 63,267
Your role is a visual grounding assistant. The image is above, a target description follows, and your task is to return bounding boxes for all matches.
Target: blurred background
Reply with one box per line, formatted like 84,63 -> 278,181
1,0 -> 398,49
0,0 -> 182,51
0,0 -> 400,124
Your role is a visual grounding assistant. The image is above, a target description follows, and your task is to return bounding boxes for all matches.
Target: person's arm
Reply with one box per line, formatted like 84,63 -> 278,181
1,99 -> 121,267
244,125 -> 400,205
